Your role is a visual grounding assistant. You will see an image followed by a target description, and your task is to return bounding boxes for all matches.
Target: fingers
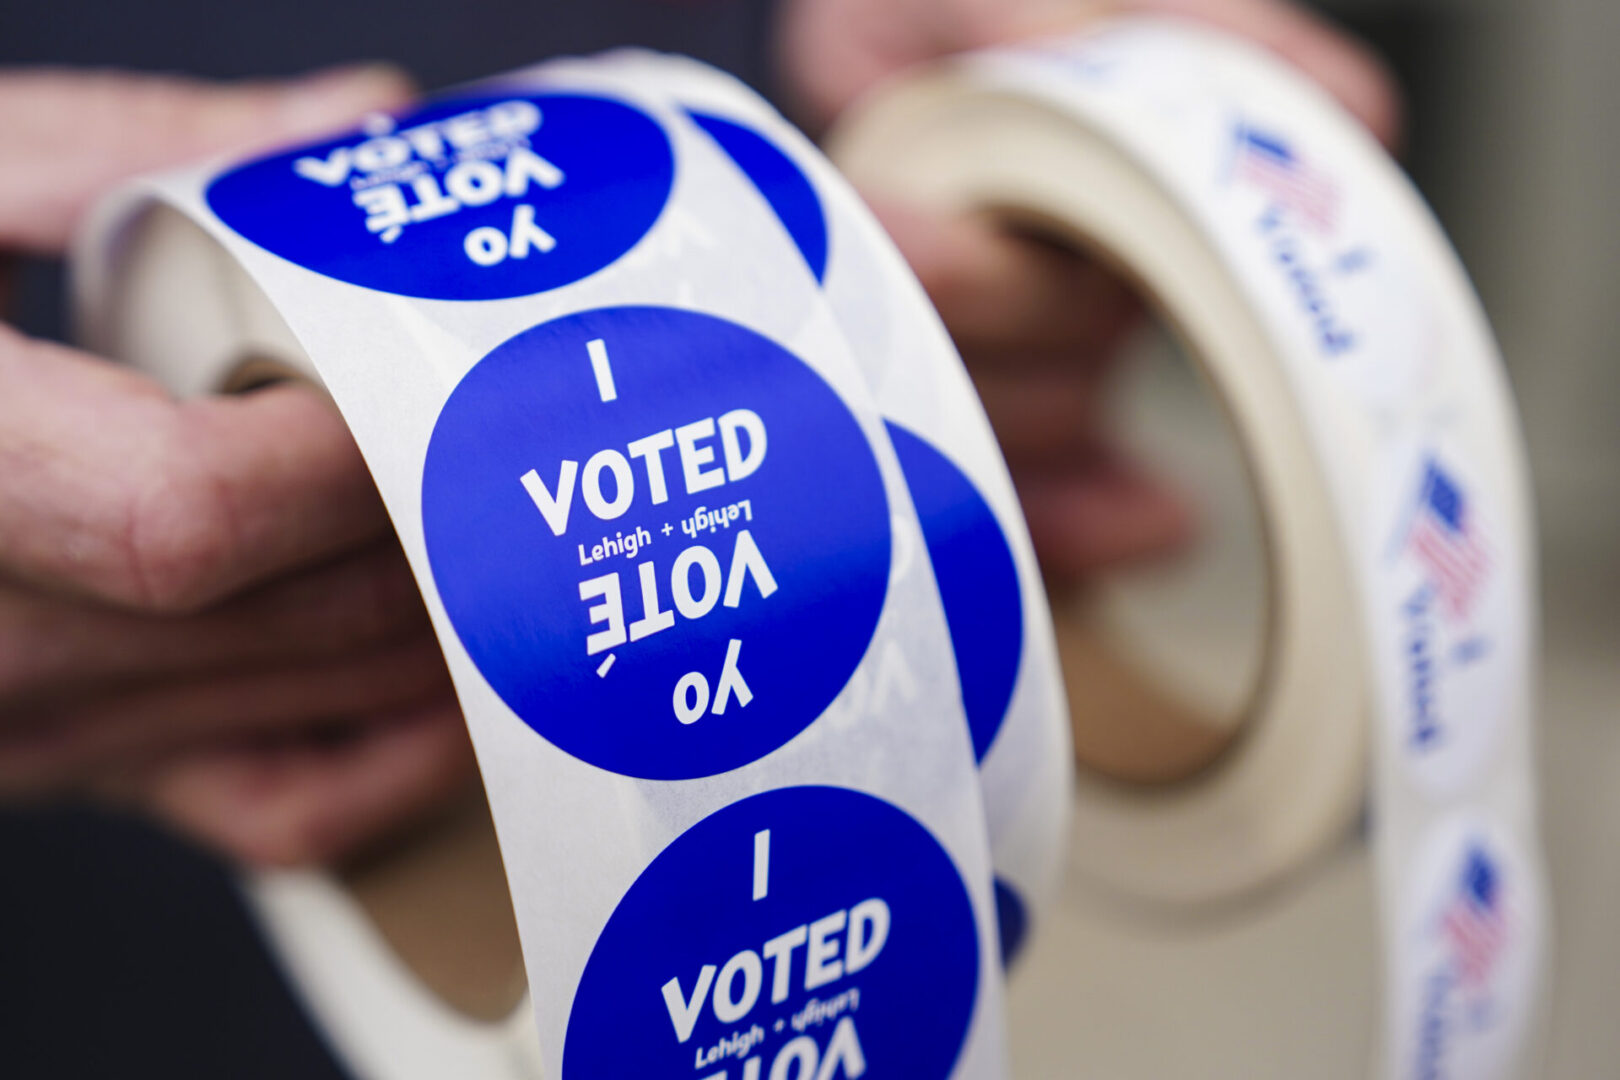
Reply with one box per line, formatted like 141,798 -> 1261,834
0,64 -> 413,254
972,342 -> 1198,576
132,701 -> 477,866
782,0 -> 1401,148
1015,447 -> 1197,579
0,540 -> 429,707
0,328 -> 391,612
776,0 -> 935,131
0,64 -> 458,868
976,0 -> 1404,148
971,361 -> 1110,465
0,634 -> 453,792
870,196 -> 1188,578
869,198 -> 1142,353
1114,0 -> 1403,146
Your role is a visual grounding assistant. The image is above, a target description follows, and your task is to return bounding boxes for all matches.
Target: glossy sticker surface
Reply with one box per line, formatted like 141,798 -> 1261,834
208,93 -> 674,300
422,306 -> 891,779
887,423 -> 1023,762
687,110 -> 828,283
564,786 -> 980,1078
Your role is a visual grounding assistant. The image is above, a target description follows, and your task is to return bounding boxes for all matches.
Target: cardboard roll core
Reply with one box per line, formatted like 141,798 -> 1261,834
1057,316 -> 1273,788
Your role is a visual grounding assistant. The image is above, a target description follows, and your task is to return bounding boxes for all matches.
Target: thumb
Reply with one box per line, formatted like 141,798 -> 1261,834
0,64 -> 414,254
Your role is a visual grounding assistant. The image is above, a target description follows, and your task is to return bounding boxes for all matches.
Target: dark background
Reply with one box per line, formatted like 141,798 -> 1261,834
0,2 -> 1440,1077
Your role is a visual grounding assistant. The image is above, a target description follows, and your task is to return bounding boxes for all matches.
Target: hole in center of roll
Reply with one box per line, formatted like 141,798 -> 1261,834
1057,313 -> 1272,786
980,217 -> 1275,788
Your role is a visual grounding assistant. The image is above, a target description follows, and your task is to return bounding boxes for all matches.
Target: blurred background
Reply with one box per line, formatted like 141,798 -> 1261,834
1,0 -> 1615,1076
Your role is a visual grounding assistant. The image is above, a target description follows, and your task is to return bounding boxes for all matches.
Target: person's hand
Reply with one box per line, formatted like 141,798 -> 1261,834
779,0 -> 1401,580
0,67 -> 478,866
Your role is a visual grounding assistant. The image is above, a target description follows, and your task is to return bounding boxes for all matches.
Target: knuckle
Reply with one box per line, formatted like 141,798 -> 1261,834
240,825 -> 324,868
278,808 -> 349,867
119,457 -> 240,614
215,804 -> 334,868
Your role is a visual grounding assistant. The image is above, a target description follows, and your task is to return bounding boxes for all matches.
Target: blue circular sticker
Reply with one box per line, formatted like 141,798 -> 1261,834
992,877 -> 1029,968
885,422 -> 1023,762
422,307 -> 890,780
565,786 -> 980,1079
206,92 -> 673,300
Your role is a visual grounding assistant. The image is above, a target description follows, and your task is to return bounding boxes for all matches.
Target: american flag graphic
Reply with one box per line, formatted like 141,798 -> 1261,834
1231,124 -> 1340,233
1409,460 -> 1490,620
1442,847 -> 1507,990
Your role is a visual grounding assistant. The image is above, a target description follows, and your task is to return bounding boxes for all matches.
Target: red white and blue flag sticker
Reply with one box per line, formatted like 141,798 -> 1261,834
1439,846 -> 1508,993
1382,446 -> 1517,796
1229,123 -> 1341,234
1406,460 -> 1491,623
1396,816 -> 1541,1080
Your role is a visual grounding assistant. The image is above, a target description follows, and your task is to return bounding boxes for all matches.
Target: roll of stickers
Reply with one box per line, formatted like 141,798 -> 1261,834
74,16 -> 1551,1080
75,46 -> 1071,1080
830,18 -> 1548,1079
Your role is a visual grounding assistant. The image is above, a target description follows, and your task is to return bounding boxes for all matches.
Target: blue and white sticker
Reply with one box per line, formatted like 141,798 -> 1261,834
207,93 -> 674,300
564,786 -> 979,1079
686,110 -> 828,284
422,306 -> 891,780
1393,813 -> 1541,1080
1380,444 -> 1516,796
885,422 -> 1023,763
1216,115 -> 1433,409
